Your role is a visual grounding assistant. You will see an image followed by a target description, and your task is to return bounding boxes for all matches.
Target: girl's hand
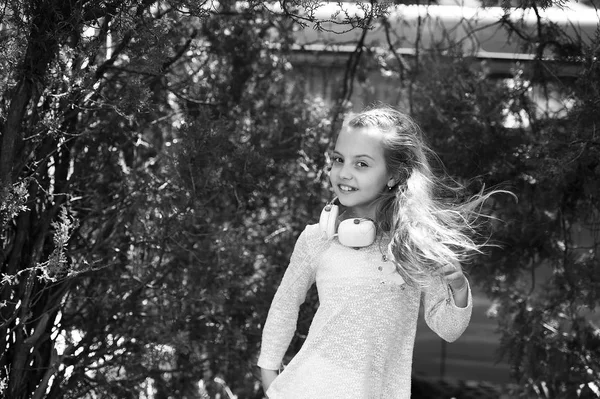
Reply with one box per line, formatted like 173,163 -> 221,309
261,368 -> 278,398
441,261 -> 469,308
442,261 -> 467,291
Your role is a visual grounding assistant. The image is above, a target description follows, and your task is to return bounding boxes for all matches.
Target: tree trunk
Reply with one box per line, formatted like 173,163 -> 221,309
1,1 -> 80,397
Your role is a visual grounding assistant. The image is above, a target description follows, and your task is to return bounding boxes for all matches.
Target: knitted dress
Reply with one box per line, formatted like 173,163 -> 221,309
258,224 -> 472,399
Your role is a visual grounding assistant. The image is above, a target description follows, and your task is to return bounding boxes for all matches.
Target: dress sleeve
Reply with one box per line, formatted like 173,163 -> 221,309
257,226 -> 318,370
422,277 -> 473,343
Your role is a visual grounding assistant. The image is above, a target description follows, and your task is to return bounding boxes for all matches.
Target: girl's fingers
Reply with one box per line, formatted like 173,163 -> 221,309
445,270 -> 462,280
441,263 -> 461,276
441,264 -> 466,286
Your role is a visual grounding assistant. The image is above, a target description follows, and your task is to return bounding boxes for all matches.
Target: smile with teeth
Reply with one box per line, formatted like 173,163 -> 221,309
339,184 -> 357,192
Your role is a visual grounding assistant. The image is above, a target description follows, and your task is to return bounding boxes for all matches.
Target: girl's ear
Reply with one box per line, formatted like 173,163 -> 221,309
394,168 -> 411,185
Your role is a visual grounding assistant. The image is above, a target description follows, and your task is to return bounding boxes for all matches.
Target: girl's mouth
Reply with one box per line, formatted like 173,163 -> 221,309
339,184 -> 357,192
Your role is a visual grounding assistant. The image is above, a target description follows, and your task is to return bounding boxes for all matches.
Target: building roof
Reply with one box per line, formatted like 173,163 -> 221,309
292,1 -> 599,61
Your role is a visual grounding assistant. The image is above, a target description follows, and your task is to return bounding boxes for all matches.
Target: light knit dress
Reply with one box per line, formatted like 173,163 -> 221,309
258,224 -> 472,399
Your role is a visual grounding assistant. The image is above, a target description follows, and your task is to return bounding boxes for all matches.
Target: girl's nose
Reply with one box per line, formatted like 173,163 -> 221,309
338,163 -> 353,180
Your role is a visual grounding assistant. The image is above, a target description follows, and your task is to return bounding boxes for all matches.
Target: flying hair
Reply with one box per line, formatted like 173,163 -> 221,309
346,105 -> 509,288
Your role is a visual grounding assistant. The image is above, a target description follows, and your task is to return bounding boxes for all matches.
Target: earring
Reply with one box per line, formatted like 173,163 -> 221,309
387,184 -> 394,191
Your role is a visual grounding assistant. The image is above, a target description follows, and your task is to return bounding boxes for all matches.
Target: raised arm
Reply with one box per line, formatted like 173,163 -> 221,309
422,275 -> 472,343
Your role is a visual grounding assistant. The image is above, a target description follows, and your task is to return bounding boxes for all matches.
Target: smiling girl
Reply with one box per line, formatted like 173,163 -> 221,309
257,105 -> 502,398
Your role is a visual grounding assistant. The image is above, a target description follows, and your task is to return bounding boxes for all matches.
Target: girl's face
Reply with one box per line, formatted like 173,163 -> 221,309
330,126 -> 394,219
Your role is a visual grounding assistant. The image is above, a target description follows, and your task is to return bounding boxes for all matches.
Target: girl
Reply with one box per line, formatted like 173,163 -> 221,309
258,105 -> 498,398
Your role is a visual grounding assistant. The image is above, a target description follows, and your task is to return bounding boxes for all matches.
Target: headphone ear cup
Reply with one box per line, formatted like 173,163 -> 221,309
338,218 -> 376,247
319,204 -> 339,239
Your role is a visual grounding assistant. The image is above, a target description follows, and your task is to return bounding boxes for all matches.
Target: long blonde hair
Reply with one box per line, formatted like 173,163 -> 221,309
346,105 -> 502,288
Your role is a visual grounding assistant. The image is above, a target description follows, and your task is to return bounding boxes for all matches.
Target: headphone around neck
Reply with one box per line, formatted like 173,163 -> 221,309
319,198 -> 376,248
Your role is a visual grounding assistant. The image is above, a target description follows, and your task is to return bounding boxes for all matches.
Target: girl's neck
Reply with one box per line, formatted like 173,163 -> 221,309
339,206 -> 375,221
339,199 -> 394,236
339,196 -> 384,221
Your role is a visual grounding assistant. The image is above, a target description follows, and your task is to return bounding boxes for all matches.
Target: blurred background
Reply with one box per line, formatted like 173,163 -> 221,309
1,0 -> 599,398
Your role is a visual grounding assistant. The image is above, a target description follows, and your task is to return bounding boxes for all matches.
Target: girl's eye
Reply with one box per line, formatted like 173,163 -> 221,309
332,156 -> 343,163
357,161 -> 369,168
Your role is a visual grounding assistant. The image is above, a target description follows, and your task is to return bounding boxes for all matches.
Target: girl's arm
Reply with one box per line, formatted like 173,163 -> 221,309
422,263 -> 472,342
257,225 -> 320,377
260,368 -> 279,397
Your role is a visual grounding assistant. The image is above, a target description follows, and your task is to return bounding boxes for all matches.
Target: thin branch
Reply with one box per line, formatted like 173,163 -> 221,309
160,29 -> 199,74
383,17 -> 408,81
94,30 -> 133,80
328,4 -> 374,143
